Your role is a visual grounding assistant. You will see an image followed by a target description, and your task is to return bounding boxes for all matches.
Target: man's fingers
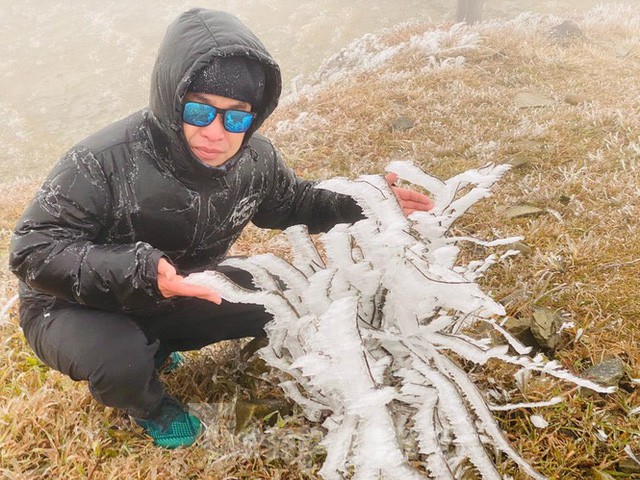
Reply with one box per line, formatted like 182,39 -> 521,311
163,277 -> 222,304
391,186 -> 434,212
385,172 -> 398,185
157,259 -> 221,303
387,172 -> 435,212
201,293 -> 223,305
400,200 -> 433,211
387,173 -> 431,205
393,186 -> 431,203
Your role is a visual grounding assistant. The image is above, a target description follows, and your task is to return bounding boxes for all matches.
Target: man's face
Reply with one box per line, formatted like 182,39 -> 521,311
182,92 -> 251,167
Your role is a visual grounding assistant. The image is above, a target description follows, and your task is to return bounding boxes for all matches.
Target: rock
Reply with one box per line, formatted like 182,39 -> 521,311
234,398 -> 293,433
504,205 -> 546,219
502,315 -> 531,333
504,152 -> 535,168
619,458 -> 640,474
391,116 -> 415,132
515,92 -> 554,108
551,20 -> 583,39
500,316 -> 538,348
530,306 -> 562,350
582,357 -> 626,388
565,93 -> 589,106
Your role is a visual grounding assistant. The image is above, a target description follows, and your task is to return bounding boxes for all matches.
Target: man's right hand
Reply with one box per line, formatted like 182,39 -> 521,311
157,258 -> 222,304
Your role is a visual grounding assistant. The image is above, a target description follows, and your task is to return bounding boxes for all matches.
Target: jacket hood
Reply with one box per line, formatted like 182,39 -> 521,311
148,9 -> 282,179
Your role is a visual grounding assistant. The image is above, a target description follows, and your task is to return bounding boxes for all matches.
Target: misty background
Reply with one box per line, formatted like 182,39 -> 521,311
0,0 -> 629,183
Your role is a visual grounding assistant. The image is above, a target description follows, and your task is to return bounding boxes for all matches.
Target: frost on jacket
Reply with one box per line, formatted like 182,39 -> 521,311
9,9 -> 361,314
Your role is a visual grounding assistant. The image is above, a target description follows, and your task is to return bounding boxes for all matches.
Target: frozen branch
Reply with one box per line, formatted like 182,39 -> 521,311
186,161 -> 606,479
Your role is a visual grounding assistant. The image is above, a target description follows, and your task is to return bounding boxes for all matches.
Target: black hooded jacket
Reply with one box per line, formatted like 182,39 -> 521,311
9,9 -> 362,315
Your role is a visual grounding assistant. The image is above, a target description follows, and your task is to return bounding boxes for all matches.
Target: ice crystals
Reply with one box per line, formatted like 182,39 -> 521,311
186,161 -> 613,479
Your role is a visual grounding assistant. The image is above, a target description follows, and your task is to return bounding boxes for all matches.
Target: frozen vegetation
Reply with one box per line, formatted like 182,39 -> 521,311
187,162 -> 613,479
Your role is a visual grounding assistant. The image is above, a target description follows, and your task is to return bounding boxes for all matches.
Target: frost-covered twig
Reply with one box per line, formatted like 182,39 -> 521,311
187,161 -> 612,479
487,397 -> 564,412
0,294 -> 19,326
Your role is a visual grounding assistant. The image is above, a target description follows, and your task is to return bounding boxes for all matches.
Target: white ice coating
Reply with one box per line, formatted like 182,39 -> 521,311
530,415 -> 549,429
0,294 -> 19,326
186,160 -> 614,479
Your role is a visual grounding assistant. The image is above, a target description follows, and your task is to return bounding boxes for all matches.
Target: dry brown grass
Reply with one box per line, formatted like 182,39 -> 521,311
2,6 -> 640,479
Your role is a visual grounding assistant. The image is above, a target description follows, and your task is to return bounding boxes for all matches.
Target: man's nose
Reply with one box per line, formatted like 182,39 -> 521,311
200,114 -> 226,139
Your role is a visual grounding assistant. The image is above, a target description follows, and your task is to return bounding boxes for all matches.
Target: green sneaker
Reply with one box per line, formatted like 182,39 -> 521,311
134,397 -> 203,449
155,351 -> 185,374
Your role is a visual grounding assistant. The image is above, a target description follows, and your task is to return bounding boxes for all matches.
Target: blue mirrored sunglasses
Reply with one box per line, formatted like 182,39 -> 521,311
182,101 -> 256,134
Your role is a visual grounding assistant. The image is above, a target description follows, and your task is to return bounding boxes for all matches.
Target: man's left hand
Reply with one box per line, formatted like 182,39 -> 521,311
385,173 -> 434,215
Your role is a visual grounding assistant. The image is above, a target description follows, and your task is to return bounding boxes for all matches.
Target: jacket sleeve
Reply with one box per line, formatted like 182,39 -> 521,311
251,144 -> 364,233
9,147 -> 165,312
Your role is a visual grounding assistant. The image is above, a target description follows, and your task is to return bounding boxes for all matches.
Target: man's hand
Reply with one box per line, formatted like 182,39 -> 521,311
157,258 -> 222,304
385,173 -> 434,215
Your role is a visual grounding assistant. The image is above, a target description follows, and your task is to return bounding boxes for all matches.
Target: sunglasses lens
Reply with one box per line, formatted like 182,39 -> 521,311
183,102 -> 216,126
224,110 -> 255,133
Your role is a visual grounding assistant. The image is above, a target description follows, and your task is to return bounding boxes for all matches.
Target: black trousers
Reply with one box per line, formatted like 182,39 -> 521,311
19,267 -> 271,418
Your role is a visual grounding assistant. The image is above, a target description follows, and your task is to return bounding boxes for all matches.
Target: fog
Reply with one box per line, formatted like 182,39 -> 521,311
0,0 -> 631,182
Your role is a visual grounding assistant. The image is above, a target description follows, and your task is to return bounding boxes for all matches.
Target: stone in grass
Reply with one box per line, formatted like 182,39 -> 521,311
530,305 -> 563,351
514,91 -> 554,108
501,314 -> 529,332
501,316 -> 538,348
504,152 -> 535,168
504,205 -> 546,219
550,20 -> 583,39
581,357 -> 626,388
391,116 -> 415,132
235,398 -> 293,433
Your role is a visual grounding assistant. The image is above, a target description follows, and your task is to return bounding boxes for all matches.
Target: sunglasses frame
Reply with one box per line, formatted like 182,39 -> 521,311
182,101 -> 256,134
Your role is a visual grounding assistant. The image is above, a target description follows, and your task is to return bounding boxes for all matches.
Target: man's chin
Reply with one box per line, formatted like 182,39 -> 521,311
200,157 -> 227,167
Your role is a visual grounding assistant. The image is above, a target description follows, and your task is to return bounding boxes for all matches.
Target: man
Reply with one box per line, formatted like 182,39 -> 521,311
9,8 -> 432,449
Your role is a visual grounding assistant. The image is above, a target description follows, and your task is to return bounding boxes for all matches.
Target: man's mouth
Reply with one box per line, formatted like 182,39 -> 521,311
192,146 -> 223,160
194,146 -> 222,154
